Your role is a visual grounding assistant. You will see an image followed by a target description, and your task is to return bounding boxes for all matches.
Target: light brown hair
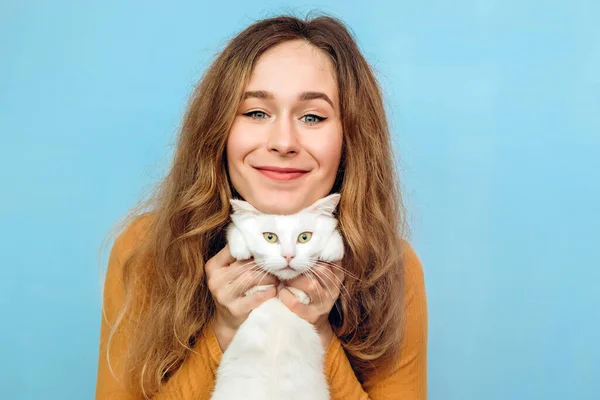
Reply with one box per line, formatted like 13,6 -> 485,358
103,13 -> 408,399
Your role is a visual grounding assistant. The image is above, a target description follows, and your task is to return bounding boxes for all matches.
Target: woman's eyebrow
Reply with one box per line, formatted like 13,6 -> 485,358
243,90 -> 335,109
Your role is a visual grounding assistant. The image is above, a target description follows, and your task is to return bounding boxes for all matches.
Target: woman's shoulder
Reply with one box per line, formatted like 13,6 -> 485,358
111,212 -> 156,259
398,238 -> 426,296
359,239 -> 427,391
397,238 -> 427,340
102,213 -> 156,319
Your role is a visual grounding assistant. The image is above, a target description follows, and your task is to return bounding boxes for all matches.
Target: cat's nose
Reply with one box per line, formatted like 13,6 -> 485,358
284,256 -> 293,263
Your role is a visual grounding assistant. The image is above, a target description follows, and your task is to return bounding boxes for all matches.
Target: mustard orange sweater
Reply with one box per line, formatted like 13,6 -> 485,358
95,216 -> 428,399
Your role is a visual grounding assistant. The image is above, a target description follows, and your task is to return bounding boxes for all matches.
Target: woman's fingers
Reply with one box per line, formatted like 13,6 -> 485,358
219,259 -> 258,284
286,267 -> 341,306
228,265 -> 279,297
207,257 -> 258,296
278,287 -> 314,322
329,261 -> 345,285
285,273 -> 318,295
232,285 -> 278,318
278,262 -> 346,326
206,243 -> 344,339
311,263 -> 344,301
205,244 -> 235,273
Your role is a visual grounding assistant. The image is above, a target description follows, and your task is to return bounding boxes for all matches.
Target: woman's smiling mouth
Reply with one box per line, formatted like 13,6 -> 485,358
254,166 -> 310,181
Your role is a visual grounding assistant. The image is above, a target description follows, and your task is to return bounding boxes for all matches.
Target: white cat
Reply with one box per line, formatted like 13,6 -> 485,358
210,194 -> 345,400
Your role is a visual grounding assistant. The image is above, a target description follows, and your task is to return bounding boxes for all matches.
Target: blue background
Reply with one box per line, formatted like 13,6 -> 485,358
1,1 -> 598,399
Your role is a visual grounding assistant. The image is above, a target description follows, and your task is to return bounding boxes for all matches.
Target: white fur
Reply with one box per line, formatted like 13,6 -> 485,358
211,194 -> 344,400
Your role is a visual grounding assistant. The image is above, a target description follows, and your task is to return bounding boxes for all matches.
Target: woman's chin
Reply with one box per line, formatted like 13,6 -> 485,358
256,203 -> 302,215
251,193 -> 312,215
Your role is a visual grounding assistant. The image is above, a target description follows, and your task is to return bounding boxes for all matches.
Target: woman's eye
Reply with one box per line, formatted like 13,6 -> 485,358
300,114 -> 327,124
244,110 -> 268,119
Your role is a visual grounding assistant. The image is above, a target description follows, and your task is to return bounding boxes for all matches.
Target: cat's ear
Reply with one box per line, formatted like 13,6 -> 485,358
229,199 -> 260,216
307,193 -> 341,216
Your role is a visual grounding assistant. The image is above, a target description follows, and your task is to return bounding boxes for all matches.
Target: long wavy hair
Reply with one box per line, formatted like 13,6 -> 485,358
102,13 -> 408,399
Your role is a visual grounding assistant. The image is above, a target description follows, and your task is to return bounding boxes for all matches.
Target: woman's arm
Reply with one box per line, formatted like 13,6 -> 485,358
96,218 -> 427,399
95,218 -> 141,399
160,241 -> 428,400
95,217 -> 221,400
324,242 -> 428,400
149,327 -> 222,400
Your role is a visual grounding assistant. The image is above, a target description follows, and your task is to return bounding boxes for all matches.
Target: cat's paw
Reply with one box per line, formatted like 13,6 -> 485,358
286,286 -> 311,305
244,284 -> 274,297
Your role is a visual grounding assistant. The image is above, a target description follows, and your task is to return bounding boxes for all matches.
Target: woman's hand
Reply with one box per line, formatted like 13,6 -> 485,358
278,262 -> 345,349
205,244 -> 279,351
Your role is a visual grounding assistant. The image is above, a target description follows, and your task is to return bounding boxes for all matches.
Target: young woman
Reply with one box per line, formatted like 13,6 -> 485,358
96,14 -> 427,400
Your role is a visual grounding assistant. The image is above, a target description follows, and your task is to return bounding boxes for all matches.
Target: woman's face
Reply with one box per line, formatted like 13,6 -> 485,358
226,40 -> 343,215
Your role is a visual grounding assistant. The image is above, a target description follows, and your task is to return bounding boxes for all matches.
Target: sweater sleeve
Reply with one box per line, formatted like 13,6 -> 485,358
95,216 -> 222,400
151,326 -> 222,400
324,241 -> 428,400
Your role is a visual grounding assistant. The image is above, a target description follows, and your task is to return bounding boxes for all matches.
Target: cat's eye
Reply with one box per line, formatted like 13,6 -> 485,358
297,232 -> 312,243
263,232 -> 278,243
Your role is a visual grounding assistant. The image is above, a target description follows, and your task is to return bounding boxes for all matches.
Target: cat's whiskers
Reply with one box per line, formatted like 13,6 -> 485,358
254,259 -> 290,282
221,260 -> 258,282
253,260 -> 276,275
315,260 -> 364,283
307,266 -> 343,316
315,272 -> 346,319
309,267 -> 338,300
247,268 -> 272,294
311,263 -> 352,301
253,259 -> 270,269
322,267 -> 353,301
254,267 -> 272,288
238,269 -> 262,295
301,271 -> 324,305
237,261 -> 275,294
227,268 -> 253,296
230,267 -> 264,297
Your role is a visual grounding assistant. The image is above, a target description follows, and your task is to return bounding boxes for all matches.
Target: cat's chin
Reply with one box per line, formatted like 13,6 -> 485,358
272,267 -> 303,281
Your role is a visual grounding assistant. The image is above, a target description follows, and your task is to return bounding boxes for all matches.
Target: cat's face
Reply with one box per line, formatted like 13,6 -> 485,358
230,194 -> 343,280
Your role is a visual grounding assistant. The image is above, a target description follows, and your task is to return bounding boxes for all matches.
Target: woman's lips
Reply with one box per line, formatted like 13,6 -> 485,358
254,167 -> 309,181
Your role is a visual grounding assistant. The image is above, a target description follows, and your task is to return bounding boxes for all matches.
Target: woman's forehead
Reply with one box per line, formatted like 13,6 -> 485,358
245,41 -> 339,109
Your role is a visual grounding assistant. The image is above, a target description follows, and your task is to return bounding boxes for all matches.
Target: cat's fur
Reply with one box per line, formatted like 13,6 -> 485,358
210,194 -> 344,400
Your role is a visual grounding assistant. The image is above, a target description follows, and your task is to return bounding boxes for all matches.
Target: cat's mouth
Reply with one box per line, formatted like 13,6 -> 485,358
275,266 -> 302,280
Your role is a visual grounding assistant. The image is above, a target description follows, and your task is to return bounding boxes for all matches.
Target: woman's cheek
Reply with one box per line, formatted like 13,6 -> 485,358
310,133 -> 342,174
227,122 -> 260,160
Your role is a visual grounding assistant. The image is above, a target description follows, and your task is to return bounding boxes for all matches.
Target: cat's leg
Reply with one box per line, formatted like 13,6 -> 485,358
226,224 -> 252,260
244,284 -> 275,297
244,276 -> 285,298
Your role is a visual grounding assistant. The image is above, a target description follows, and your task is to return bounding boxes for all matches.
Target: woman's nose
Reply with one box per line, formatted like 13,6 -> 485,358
267,115 -> 300,156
